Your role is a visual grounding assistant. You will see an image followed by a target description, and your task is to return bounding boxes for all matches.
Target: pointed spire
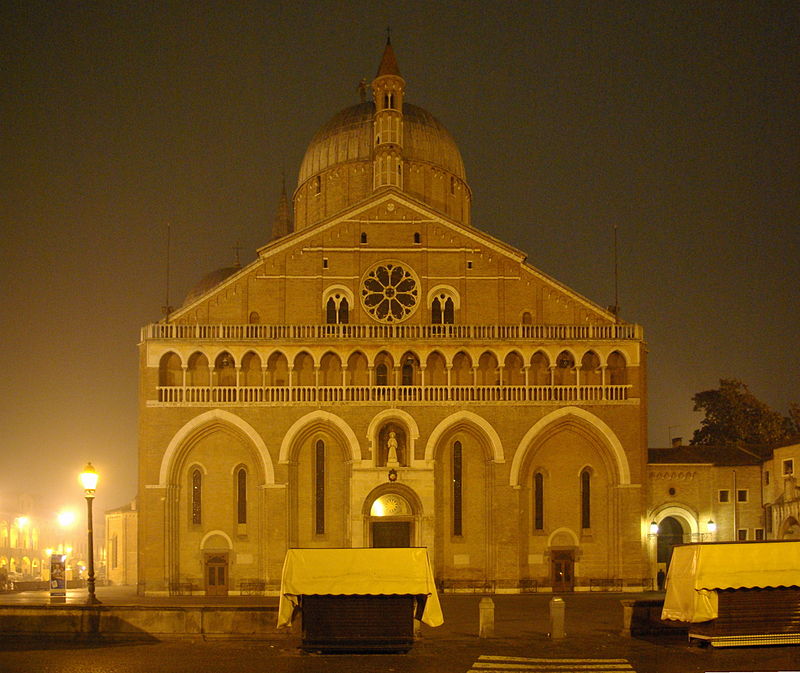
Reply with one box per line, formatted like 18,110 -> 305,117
376,31 -> 401,78
271,173 -> 293,241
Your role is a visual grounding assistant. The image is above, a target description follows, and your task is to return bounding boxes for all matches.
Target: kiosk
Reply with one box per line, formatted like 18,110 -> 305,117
662,540 -> 800,647
278,548 -> 443,652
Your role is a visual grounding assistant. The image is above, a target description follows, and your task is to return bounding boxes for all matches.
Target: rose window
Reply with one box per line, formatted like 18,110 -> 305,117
361,262 -> 419,323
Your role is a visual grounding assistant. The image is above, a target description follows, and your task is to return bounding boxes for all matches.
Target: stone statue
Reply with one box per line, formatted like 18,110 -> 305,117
387,430 -> 399,465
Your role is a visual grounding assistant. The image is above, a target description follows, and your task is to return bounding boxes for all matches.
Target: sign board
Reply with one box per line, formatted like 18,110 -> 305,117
50,553 -> 66,603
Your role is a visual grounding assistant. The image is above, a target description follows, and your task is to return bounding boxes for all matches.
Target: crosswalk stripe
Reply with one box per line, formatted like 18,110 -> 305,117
479,657 -> 631,663
469,655 -> 635,672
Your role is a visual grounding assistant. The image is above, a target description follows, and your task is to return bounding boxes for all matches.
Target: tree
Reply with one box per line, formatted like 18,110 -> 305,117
690,379 -> 794,449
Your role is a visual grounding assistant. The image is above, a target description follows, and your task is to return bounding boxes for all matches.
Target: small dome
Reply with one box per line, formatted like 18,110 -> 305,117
183,266 -> 239,306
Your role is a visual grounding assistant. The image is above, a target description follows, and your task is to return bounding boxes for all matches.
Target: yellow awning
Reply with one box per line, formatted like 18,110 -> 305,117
277,548 -> 444,628
662,541 -> 800,623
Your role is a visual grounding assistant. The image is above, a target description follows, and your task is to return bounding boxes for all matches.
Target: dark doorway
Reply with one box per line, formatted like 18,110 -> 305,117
657,516 -> 684,569
204,553 -> 229,596
372,521 -> 411,548
551,550 -> 574,592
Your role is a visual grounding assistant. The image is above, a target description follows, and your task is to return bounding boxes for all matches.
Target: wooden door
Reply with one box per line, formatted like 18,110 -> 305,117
205,553 -> 229,596
372,521 -> 411,548
551,551 -> 574,592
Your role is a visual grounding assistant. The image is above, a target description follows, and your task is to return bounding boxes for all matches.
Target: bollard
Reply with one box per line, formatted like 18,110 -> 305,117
479,596 -> 495,638
549,597 -> 565,639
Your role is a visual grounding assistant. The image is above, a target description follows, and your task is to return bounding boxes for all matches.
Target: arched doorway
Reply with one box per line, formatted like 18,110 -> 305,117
779,516 -> 800,539
656,516 -> 685,570
369,493 -> 414,548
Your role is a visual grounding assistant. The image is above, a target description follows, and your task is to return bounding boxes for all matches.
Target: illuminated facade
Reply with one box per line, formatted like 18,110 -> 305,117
136,41 -> 650,595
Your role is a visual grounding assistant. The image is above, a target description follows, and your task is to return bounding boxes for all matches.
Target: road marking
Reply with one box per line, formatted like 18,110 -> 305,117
469,655 -> 635,672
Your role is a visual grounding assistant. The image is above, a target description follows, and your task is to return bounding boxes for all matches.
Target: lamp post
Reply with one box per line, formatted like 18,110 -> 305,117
79,462 -> 101,605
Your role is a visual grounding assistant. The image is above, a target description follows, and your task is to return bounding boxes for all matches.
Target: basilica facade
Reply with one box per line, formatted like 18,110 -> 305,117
137,41 -> 650,595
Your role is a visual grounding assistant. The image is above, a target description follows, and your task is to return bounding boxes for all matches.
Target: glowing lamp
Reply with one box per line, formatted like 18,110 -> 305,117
80,462 -> 99,495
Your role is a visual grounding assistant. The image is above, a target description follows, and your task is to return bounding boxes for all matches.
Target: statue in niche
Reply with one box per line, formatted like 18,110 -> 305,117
387,431 -> 399,465
378,424 -> 406,467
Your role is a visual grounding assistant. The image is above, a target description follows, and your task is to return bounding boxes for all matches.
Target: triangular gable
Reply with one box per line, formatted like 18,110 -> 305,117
173,187 -> 618,324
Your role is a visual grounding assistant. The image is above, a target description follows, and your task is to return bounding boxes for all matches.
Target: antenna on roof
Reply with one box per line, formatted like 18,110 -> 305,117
608,223 -> 620,322
161,223 -> 173,322
233,241 -> 242,268
386,25 -> 391,45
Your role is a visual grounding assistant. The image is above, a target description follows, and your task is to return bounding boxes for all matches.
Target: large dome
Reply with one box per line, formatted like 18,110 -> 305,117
293,100 -> 471,231
298,101 -> 466,185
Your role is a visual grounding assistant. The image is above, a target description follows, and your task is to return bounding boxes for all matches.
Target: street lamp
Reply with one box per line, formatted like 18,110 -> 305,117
79,462 -> 101,605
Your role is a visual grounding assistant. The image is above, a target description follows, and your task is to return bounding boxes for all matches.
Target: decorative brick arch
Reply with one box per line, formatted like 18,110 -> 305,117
279,410 -> 361,464
649,504 -> 699,538
157,409 -> 274,486
510,407 -> 630,486
424,410 -> 504,463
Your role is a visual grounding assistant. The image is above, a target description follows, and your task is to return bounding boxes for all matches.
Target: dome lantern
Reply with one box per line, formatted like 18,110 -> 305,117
292,40 -> 472,231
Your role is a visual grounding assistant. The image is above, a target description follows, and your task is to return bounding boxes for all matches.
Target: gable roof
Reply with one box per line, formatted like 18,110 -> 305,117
648,445 -> 763,467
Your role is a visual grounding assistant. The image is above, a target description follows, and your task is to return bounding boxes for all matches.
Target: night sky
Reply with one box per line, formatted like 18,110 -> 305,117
2,1 -> 798,517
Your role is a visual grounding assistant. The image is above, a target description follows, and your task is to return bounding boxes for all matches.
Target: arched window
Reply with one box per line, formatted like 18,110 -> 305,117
360,232 -> 368,244
580,351 -> 601,385
534,472 -> 544,530
504,352 -> 525,385
453,441 -> 463,536
375,363 -> 388,386
607,351 -> 627,385
581,469 -> 591,529
191,469 -> 202,525
400,353 -> 418,386
319,352 -> 342,386
214,352 -> 236,386
431,293 -> 455,324
237,468 -> 247,525
159,352 -> 182,386
241,352 -> 262,387
186,352 -> 210,386
413,232 -> 420,244
347,351 -> 369,386
315,440 -> 325,535
554,351 -> 576,386
451,351 -> 472,386
325,293 -> 349,324
530,351 -> 550,386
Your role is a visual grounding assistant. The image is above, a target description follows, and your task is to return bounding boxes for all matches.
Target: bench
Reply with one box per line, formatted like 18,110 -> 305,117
169,580 -> 199,596
589,578 -> 623,592
239,579 -> 266,595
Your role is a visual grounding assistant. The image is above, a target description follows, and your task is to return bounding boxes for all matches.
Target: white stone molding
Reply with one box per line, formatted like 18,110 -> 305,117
199,529 -> 233,550
424,410 -> 504,463
510,406 -> 631,486
278,409 -> 361,464
157,409 -> 274,487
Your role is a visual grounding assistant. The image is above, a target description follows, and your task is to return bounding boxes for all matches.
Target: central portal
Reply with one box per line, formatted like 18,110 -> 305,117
372,520 -> 411,547
369,492 -> 414,548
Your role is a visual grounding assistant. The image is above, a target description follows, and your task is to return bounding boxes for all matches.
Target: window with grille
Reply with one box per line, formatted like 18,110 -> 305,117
315,440 -> 325,535
453,441 -> 463,536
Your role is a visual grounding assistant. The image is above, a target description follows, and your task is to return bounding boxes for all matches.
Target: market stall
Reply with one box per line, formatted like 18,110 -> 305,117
278,547 -> 443,652
662,540 -> 800,647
